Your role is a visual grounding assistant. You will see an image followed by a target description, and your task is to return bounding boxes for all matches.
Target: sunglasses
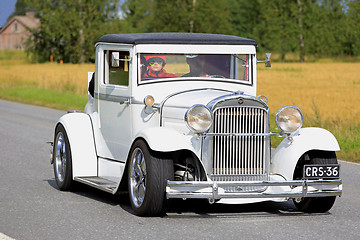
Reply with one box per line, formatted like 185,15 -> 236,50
148,61 -> 164,66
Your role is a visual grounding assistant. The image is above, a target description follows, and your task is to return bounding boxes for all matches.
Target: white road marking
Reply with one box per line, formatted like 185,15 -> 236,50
0,233 -> 15,240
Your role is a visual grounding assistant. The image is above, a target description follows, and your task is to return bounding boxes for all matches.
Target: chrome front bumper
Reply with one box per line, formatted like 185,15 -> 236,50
166,179 -> 342,200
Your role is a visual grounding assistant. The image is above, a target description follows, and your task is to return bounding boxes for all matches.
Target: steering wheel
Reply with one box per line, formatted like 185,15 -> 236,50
209,75 -> 225,78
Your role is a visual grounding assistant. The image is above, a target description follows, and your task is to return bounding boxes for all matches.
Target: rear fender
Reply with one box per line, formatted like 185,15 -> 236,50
271,127 -> 340,180
57,113 -> 97,178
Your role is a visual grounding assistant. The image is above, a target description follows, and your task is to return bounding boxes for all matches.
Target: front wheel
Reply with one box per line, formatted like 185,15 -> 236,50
128,140 -> 173,216
53,124 -> 73,191
293,151 -> 338,213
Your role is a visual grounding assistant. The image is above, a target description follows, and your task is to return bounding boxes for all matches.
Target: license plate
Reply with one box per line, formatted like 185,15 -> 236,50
303,164 -> 340,179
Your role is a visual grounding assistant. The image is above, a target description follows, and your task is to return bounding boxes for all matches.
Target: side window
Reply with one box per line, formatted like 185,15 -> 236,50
105,50 -> 130,86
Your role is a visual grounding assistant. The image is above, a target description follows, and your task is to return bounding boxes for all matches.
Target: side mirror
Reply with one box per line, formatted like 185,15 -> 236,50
265,53 -> 271,67
111,52 -> 120,67
257,53 -> 271,68
111,52 -> 131,67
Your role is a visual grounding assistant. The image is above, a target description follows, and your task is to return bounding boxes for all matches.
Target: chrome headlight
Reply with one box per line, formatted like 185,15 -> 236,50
257,94 -> 268,103
276,105 -> 303,133
185,104 -> 213,133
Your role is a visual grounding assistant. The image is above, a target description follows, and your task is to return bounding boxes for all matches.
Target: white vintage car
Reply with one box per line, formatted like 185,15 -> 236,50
51,33 -> 342,216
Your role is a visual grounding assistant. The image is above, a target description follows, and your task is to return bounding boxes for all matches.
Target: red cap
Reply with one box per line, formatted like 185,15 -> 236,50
145,55 -> 166,63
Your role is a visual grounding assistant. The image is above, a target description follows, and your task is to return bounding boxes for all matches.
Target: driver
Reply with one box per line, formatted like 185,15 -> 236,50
144,56 -> 177,78
182,55 -> 209,77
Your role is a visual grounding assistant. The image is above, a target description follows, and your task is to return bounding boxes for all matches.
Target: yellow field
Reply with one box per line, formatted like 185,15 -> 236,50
0,60 -> 94,96
1,60 -> 359,122
258,62 -> 360,122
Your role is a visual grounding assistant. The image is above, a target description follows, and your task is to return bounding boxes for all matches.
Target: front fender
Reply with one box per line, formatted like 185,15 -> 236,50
134,127 -> 200,154
57,113 -> 97,178
271,127 -> 340,180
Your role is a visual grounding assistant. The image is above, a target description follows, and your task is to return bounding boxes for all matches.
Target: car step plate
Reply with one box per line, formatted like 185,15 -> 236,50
74,177 -> 118,193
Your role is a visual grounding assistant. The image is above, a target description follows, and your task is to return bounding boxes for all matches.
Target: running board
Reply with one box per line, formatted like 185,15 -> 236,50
74,177 -> 118,194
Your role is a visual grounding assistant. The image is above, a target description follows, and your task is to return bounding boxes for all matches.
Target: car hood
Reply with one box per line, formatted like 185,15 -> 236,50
163,89 -> 237,108
162,89 -> 237,120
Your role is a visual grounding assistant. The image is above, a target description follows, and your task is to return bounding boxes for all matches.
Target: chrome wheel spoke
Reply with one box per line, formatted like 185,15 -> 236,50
135,154 -> 146,179
61,155 -> 66,176
55,133 -> 66,182
137,183 -> 145,203
130,148 -> 147,208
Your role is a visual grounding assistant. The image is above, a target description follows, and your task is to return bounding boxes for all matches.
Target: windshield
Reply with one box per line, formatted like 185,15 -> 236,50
138,54 -> 252,84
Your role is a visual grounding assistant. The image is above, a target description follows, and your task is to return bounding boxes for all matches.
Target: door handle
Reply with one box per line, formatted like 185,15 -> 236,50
119,99 -> 130,105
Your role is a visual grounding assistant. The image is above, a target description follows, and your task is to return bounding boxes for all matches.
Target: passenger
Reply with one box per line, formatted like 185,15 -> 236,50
182,55 -> 209,77
144,56 -> 177,78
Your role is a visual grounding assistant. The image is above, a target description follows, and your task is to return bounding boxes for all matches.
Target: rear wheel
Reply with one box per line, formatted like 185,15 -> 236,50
293,196 -> 336,213
293,151 -> 338,213
53,124 -> 73,191
128,140 -> 173,216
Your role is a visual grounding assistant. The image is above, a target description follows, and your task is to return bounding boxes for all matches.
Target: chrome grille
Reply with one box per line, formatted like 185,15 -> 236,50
212,107 -> 268,192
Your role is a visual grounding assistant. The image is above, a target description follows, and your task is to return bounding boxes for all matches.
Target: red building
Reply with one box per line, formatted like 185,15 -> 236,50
0,12 -> 40,50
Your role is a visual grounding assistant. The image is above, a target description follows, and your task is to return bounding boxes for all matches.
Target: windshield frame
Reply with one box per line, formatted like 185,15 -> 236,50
137,53 -> 254,86
134,44 -> 256,87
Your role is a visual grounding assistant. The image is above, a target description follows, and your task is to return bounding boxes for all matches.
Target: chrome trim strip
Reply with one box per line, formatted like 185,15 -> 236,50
166,179 -> 342,199
131,99 -> 145,105
95,92 -> 130,104
167,190 -> 342,199
95,42 -> 133,47
168,179 -> 342,187
207,93 -> 268,111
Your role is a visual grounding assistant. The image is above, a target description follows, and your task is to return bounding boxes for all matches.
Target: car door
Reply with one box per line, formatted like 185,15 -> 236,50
96,47 -> 132,162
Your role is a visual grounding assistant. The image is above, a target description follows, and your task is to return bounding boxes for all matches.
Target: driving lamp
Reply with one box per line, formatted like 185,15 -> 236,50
143,95 -> 156,114
144,95 -> 155,106
276,105 -> 303,133
185,105 -> 213,133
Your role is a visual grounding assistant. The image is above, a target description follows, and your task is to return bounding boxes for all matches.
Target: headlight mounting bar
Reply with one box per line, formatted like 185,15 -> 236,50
203,132 -> 283,137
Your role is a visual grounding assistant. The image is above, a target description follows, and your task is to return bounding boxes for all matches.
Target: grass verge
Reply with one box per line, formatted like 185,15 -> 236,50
0,87 -> 87,111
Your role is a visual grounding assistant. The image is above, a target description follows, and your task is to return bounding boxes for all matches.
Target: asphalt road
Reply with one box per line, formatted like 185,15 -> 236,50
0,99 -> 359,240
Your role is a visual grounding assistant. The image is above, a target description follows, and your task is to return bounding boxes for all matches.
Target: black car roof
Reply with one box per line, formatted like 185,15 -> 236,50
97,32 -> 257,46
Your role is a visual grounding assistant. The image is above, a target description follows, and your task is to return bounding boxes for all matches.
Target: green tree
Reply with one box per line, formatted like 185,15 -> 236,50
24,0 -> 359,62
346,0 -> 360,55
256,0 -> 298,61
304,0 -> 348,57
6,0 -> 36,21
26,0 -> 120,63
121,0 -> 153,32
297,0 -> 305,62
227,0 -> 261,40
194,0 -> 233,34
149,0 -> 195,32
123,0 -> 233,34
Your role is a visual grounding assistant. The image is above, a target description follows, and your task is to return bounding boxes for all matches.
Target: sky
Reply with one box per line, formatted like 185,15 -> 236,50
0,0 -> 126,28
0,0 -> 16,28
